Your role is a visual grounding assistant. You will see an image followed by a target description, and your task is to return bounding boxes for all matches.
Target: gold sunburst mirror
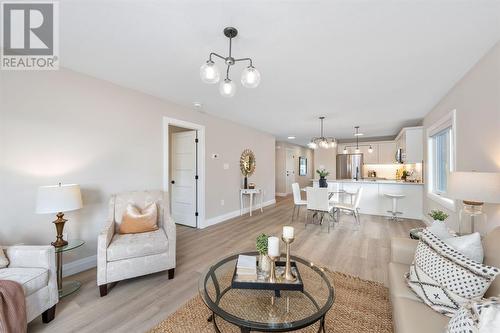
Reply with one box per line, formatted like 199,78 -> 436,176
240,149 -> 256,188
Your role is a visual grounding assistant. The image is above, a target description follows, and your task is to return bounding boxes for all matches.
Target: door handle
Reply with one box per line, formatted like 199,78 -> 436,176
171,180 -> 175,184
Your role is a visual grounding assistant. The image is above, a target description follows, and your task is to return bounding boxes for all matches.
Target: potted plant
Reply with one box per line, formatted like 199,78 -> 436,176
256,233 -> 270,273
429,209 -> 449,223
316,168 -> 329,188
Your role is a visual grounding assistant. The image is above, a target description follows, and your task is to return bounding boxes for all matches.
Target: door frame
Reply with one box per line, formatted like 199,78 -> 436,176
163,116 -> 205,228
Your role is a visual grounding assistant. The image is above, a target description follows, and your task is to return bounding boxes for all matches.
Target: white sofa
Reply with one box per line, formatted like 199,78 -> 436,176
0,245 -> 58,323
389,227 -> 500,333
97,190 -> 176,296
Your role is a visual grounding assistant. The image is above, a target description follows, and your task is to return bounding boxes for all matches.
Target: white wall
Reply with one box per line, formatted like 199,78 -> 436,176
313,147 -> 336,180
422,41 -> 500,234
275,141 -> 314,194
0,68 -> 276,265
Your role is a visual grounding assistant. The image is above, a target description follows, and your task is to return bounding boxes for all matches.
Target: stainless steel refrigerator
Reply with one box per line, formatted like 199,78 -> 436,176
336,154 -> 364,180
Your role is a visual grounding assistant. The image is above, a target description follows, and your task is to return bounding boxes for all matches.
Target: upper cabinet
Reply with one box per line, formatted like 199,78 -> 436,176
378,141 -> 396,164
395,126 -> 423,164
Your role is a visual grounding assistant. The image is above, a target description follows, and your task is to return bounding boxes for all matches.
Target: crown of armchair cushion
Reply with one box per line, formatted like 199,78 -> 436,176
107,229 -> 169,262
0,268 -> 48,296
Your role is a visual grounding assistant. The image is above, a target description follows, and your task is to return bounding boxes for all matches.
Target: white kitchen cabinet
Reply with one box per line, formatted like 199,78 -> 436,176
378,141 -> 396,164
395,127 -> 423,164
360,144 -> 378,164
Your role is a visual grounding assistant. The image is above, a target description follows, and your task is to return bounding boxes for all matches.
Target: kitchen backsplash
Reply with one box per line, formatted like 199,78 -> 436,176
364,163 -> 423,181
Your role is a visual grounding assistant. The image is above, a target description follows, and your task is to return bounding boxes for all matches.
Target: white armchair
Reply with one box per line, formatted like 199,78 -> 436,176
97,190 -> 176,296
0,245 -> 58,323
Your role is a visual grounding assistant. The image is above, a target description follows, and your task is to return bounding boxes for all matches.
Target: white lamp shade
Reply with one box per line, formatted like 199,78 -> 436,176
36,184 -> 83,214
447,172 -> 500,204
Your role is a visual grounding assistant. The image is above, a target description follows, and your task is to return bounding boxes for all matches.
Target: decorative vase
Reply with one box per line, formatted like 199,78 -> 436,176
258,253 -> 270,274
319,177 -> 328,188
244,176 -> 248,189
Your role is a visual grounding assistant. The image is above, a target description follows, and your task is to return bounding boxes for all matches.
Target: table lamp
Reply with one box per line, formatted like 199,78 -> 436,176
447,172 -> 500,234
36,183 -> 83,247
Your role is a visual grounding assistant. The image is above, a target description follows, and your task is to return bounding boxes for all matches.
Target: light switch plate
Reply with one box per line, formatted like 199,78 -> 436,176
223,163 -> 229,170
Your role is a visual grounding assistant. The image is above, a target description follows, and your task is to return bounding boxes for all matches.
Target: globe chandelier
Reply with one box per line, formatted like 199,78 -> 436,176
308,117 -> 337,149
200,27 -> 260,97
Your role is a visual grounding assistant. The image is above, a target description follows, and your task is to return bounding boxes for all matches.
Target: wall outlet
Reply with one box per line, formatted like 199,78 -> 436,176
223,163 -> 229,170
220,199 -> 225,206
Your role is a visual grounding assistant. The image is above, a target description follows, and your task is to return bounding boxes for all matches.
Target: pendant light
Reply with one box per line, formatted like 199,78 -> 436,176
308,117 -> 337,150
201,27 -> 260,97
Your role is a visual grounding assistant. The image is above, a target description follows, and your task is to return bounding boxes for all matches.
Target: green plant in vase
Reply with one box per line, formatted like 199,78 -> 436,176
256,233 -> 270,274
429,209 -> 449,222
316,168 -> 329,188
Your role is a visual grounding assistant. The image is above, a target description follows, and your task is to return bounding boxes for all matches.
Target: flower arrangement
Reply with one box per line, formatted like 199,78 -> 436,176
316,168 -> 329,178
428,209 -> 449,222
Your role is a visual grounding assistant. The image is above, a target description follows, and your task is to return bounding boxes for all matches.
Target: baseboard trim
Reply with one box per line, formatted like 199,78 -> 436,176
201,199 -> 276,229
275,193 -> 288,197
63,255 -> 96,277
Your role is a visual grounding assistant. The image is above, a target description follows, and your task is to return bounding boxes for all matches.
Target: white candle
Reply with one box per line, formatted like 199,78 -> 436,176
283,226 -> 294,239
268,236 -> 280,257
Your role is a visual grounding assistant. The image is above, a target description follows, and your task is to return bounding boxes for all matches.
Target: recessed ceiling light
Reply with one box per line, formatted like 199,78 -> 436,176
193,102 -> 202,108
287,136 -> 296,140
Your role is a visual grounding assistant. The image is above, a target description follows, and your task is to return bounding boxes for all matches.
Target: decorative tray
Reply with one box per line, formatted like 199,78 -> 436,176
231,260 -> 304,295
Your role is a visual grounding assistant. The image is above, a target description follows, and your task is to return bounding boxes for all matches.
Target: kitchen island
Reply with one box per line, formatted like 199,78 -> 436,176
312,179 -> 424,220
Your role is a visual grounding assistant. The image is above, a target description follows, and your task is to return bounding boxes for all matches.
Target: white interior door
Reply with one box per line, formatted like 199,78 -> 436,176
285,148 -> 295,194
171,130 -> 197,227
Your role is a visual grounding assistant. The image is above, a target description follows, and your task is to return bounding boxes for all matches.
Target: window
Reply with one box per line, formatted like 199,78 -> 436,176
426,110 -> 456,211
432,128 -> 451,194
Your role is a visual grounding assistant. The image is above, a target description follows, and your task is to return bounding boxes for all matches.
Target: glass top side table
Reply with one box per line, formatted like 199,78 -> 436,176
53,239 -> 85,298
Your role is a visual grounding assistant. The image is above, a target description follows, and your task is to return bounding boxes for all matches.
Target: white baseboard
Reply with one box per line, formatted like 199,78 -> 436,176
275,193 -> 288,197
201,199 -> 276,229
63,255 -> 96,277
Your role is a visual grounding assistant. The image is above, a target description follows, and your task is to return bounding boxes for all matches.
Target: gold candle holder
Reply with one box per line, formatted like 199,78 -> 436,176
268,255 -> 279,283
281,236 -> 297,282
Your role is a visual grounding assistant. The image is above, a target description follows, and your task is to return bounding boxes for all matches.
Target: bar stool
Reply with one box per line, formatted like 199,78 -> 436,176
384,193 -> 405,221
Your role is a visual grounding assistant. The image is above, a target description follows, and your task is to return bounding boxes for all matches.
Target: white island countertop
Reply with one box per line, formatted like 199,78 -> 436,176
311,179 -> 424,185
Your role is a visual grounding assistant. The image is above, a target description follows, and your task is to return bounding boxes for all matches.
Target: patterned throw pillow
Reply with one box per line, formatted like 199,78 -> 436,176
406,229 -> 500,317
0,248 -> 9,268
447,297 -> 500,333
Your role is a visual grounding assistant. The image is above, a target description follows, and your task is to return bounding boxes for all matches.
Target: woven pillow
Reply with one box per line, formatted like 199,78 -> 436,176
406,229 -> 500,317
447,297 -> 500,333
0,248 -> 9,268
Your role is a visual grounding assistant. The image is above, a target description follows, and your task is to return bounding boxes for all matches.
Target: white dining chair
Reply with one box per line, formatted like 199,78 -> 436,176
291,183 -> 307,222
332,187 -> 363,226
306,187 -> 335,232
327,182 -> 340,203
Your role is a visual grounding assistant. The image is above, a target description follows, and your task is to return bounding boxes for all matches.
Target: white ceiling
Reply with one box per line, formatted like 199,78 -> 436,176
60,0 -> 500,145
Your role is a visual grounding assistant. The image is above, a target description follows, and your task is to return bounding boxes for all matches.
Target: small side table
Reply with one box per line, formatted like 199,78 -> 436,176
240,188 -> 263,216
53,239 -> 85,298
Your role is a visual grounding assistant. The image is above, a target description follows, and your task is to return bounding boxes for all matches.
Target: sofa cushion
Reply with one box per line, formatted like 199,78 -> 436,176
107,229 -> 168,262
407,230 -> 500,317
447,297 -> 500,333
0,267 -> 48,296
392,296 -> 450,333
388,262 -> 420,302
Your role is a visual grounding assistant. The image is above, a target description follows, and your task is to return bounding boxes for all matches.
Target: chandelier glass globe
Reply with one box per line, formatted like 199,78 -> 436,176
329,141 -> 337,148
200,60 -> 220,84
308,142 -> 317,149
241,66 -> 261,88
219,78 -> 236,97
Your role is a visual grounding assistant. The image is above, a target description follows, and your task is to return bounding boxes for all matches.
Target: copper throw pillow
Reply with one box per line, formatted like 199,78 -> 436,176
119,202 -> 159,234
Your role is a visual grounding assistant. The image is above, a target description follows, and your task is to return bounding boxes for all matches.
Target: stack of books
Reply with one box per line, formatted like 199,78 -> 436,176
235,255 -> 257,281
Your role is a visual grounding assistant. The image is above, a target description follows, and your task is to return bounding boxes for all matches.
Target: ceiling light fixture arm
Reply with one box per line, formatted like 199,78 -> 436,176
208,52 -> 225,62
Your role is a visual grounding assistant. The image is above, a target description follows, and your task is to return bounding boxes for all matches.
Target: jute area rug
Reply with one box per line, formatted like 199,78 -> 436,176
150,271 -> 393,333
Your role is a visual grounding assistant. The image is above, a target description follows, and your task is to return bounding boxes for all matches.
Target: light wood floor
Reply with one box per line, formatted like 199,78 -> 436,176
29,196 -> 423,333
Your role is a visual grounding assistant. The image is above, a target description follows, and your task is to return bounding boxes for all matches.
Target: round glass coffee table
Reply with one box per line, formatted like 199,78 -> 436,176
199,252 -> 334,333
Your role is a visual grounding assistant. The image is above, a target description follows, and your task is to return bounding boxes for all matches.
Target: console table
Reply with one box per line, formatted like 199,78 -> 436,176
240,188 -> 263,217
